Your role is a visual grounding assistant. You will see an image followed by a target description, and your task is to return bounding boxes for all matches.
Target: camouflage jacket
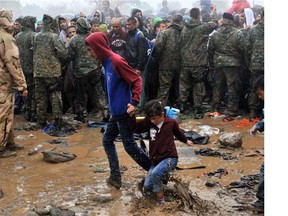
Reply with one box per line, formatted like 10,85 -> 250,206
179,18 -> 218,67
33,26 -> 68,78
0,28 -> 27,93
68,33 -> 100,78
246,21 -> 264,71
16,27 -> 36,76
208,24 -> 246,67
154,23 -> 182,71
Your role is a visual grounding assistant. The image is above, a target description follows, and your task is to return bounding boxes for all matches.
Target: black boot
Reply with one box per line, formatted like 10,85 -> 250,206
54,118 -> 63,128
74,114 -> 85,123
23,109 -> 31,121
194,107 -> 204,119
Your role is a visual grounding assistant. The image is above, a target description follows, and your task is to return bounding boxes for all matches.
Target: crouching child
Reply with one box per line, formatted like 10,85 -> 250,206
130,99 -> 193,204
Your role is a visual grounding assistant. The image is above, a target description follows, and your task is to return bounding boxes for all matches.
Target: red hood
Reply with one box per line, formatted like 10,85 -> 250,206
86,32 -> 113,61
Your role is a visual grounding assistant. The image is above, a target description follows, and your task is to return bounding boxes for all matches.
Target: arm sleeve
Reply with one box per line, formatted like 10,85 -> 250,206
115,57 -> 142,105
173,120 -> 188,143
1,36 -> 27,91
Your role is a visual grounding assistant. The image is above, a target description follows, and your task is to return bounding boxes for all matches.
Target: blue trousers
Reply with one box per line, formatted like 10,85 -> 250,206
102,113 -> 151,180
144,157 -> 178,193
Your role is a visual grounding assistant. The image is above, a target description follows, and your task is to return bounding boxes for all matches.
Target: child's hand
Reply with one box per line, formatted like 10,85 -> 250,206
250,125 -> 258,136
127,103 -> 137,116
186,140 -> 193,146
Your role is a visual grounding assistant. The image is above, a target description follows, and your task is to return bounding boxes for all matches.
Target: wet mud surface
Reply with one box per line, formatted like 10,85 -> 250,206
0,113 -> 264,216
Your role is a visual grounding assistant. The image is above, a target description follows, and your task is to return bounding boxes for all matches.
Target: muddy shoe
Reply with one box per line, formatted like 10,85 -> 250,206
106,177 -> 122,189
249,200 -> 264,213
0,149 -> 17,158
6,143 -> 24,151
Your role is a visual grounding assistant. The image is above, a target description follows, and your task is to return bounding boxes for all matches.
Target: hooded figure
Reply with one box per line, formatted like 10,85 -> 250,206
68,17 -> 105,122
33,14 -> 68,127
86,32 -> 151,189
16,15 -> 37,121
57,16 -> 68,44
0,9 -> 28,158
92,10 -> 104,24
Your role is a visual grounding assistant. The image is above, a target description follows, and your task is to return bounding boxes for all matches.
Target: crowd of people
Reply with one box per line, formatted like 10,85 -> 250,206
0,0 -> 264,212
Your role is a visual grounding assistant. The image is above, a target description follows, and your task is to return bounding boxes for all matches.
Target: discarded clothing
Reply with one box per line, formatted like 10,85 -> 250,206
206,168 -> 228,179
42,122 -> 81,137
195,148 -> 237,160
180,129 -> 210,144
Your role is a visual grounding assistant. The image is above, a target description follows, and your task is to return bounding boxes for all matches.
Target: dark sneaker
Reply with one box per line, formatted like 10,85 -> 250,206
6,143 -> 24,151
106,177 -> 122,189
249,200 -> 264,213
0,149 -> 17,158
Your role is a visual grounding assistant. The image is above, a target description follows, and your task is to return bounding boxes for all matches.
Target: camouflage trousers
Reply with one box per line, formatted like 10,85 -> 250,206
22,83 -> 36,119
248,70 -> 264,117
35,77 -> 63,125
74,70 -> 106,116
179,66 -> 206,108
0,92 -> 15,151
157,69 -> 180,106
212,67 -> 240,115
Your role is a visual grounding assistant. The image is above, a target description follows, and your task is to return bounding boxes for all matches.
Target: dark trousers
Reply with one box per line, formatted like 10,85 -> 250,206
102,113 -> 151,179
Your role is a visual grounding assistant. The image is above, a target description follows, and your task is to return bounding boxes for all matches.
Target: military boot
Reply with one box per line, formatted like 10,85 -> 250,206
193,107 -> 204,119
54,117 -> 63,128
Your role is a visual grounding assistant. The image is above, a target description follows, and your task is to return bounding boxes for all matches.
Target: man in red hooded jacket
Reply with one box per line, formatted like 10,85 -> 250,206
86,32 -> 151,189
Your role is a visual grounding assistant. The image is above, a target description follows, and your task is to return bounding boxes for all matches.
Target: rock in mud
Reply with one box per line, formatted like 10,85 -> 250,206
205,180 -> 216,187
42,148 -> 77,163
218,132 -> 243,148
92,194 -> 114,203
50,207 -> 75,216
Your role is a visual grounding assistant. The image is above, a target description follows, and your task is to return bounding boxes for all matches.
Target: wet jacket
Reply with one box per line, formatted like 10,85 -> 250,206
131,116 -> 187,164
86,32 -> 142,117
0,10 -> 27,93
246,21 -> 264,71
16,16 -> 37,81
208,23 -> 246,67
179,17 -> 217,67
154,23 -> 182,71
69,17 -> 100,78
125,28 -> 147,71
33,14 -> 68,78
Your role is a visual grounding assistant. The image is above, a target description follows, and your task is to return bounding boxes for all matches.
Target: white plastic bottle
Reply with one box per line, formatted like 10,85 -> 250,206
28,144 -> 43,155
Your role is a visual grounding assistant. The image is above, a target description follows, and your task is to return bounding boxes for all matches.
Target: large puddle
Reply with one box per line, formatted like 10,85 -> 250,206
0,113 -> 264,215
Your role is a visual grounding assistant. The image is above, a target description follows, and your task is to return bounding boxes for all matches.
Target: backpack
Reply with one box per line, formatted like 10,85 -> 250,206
134,31 -> 155,58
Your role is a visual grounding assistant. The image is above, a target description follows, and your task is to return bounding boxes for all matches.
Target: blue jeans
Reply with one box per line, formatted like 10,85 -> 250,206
102,113 -> 151,180
144,157 -> 178,193
256,162 -> 264,202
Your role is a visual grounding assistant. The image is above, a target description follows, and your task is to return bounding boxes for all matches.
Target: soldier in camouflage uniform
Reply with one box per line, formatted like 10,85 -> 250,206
178,7 -> 218,119
16,16 -> 37,122
33,14 -> 68,127
68,17 -> 106,123
208,12 -> 246,117
246,8 -> 264,121
154,14 -> 183,107
0,10 -> 28,158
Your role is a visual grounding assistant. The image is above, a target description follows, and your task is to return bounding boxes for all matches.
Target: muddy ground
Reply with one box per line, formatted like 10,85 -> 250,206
0,112 -> 264,216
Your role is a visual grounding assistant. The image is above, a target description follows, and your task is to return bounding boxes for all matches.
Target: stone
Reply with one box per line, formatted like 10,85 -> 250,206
218,132 -> 243,148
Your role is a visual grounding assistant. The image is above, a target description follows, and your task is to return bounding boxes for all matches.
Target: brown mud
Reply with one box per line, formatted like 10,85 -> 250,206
0,113 -> 264,216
